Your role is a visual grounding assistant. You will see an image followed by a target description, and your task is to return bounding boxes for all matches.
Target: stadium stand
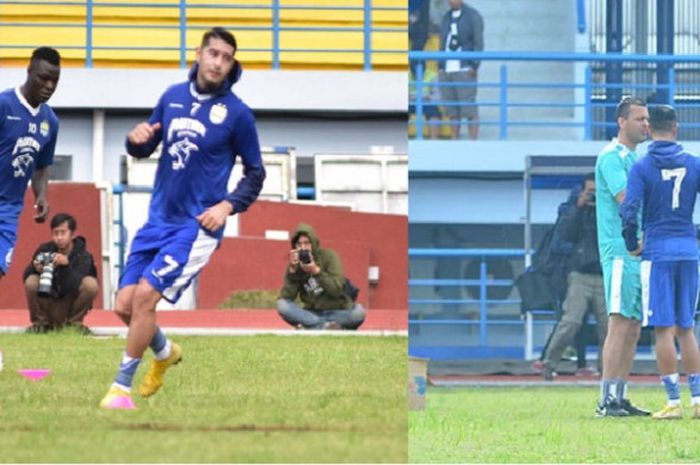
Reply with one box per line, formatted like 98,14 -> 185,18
0,0 -> 406,69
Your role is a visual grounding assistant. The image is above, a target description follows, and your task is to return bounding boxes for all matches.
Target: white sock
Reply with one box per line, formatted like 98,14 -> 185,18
154,340 -> 172,361
691,396 -> 700,406
668,398 -> 681,407
112,382 -> 131,393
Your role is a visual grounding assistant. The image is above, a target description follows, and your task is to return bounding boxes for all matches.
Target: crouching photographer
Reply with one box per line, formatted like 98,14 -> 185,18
277,223 -> 366,330
24,213 -> 98,334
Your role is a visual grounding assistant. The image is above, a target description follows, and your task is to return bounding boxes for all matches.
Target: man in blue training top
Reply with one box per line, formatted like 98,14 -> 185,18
0,47 -> 60,280
594,96 -> 651,417
620,105 -> 700,420
100,27 -> 266,409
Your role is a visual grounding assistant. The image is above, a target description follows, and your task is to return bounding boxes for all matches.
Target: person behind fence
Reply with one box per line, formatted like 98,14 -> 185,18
438,0 -> 483,140
541,173 -> 608,381
277,223 -> 365,330
23,213 -> 98,334
594,96 -> 650,417
620,105 -> 700,420
410,60 -> 442,139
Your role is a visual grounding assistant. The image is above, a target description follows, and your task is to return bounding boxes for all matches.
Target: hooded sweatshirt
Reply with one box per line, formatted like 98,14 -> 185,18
280,223 -> 352,310
124,61 -> 265,239
620,140 -> 700,261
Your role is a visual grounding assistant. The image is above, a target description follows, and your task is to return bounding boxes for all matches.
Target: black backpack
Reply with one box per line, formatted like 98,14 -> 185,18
344,277 -> 360,302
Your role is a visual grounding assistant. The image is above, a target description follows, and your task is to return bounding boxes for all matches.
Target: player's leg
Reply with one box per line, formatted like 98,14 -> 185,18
675,261 -> 700,418
137,225 -> 217,398
597,258 -> 630,415
614,259 -> 648,415
647,261 -> 682,419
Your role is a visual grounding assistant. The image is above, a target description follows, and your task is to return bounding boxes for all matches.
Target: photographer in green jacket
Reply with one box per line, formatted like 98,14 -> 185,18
277,223 -> 365,330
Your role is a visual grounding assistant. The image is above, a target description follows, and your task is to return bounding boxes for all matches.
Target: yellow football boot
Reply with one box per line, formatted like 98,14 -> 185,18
138,343 -> 182,397
652,404 -> 682,420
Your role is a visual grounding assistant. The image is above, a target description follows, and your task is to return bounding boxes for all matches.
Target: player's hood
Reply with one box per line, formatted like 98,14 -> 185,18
291,223 -> 320,252
647,140 -> 687,169
187,60 -> 242,96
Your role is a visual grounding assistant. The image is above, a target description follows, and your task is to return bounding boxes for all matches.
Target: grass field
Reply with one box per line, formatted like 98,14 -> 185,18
0,331 -> 406,463
409,386 -> 700,463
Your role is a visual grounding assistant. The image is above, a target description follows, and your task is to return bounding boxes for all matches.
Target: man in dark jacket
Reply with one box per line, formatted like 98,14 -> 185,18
24,212 -> 98,333
277,223 -> 365,330
542,174 -> 608,380
439,0 -> 483,139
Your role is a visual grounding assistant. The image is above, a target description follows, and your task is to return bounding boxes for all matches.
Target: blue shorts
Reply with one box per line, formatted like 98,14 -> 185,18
119,221 -> 219,303
641,260 -> 698,328
0,229 -> 17,274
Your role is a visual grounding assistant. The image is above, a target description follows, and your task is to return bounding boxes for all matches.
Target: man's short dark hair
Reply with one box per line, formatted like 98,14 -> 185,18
31,47 -> 60,67
649,104 -> 677,133
201,27 -> 237,52
616,96 -> 646,120
583,172 -> 595,187
51,213 -> 76,231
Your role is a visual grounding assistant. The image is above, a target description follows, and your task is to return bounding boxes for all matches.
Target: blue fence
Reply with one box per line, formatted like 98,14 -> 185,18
409,51 -> 700,140
408,248 -> 529,359
1,0 -> 405,70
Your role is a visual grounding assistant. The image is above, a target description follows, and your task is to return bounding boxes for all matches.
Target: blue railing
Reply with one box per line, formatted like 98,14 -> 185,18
409,248 -> 526,359
1,0 -> 405,70
409,51 -> 700,139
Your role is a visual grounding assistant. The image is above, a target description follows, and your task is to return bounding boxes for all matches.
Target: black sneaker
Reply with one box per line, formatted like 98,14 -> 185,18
543,367 -> 555,382
595,397 -> 630,417
620,398 -> 651,416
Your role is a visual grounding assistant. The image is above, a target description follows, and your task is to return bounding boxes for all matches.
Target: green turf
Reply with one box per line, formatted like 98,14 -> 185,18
0,332 -> 407,463
409,386 -> 700,463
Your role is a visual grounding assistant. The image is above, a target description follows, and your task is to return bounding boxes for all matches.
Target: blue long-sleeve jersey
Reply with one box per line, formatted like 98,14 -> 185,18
0,87 -> 58,224
125,63 -> 265,238
620,140 -> 700,261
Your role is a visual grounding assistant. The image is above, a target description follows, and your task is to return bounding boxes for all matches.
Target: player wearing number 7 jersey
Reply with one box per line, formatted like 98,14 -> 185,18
100,27 -> 265,409
621,104 -> 700,420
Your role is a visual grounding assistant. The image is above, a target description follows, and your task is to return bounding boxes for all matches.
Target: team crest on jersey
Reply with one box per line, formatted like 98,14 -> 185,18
167,137 -> 199,170
210,104 -> 227,125
40,120 -> 49,137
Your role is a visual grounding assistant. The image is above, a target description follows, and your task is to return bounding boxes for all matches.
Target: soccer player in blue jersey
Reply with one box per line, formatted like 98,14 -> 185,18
621,105 -> 700,420
594,96 -> 651,417
100,27 -> 266,409
0,47 -> 60,280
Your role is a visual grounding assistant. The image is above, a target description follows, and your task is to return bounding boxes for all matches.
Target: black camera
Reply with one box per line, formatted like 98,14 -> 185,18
298,249 -> 312,265
586,192 -> 596,204
448,34 -> 462,51
36,252 -> 56,298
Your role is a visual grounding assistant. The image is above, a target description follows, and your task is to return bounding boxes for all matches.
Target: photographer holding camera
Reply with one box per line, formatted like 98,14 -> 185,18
24,213 -> 98,334
541,173 -> 609,380
277,223 -> 365,330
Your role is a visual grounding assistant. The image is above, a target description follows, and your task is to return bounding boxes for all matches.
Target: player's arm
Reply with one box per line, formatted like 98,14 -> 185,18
197,110 -> 265,232
31,118 -> 58,223
619,163 -> 644,255
225,110 -> 266,213
125,95 -> 164,158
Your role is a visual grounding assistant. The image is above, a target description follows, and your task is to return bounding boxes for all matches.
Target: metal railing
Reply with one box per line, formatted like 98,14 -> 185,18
0,0 -> 405,70
409,51 -> 700,140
